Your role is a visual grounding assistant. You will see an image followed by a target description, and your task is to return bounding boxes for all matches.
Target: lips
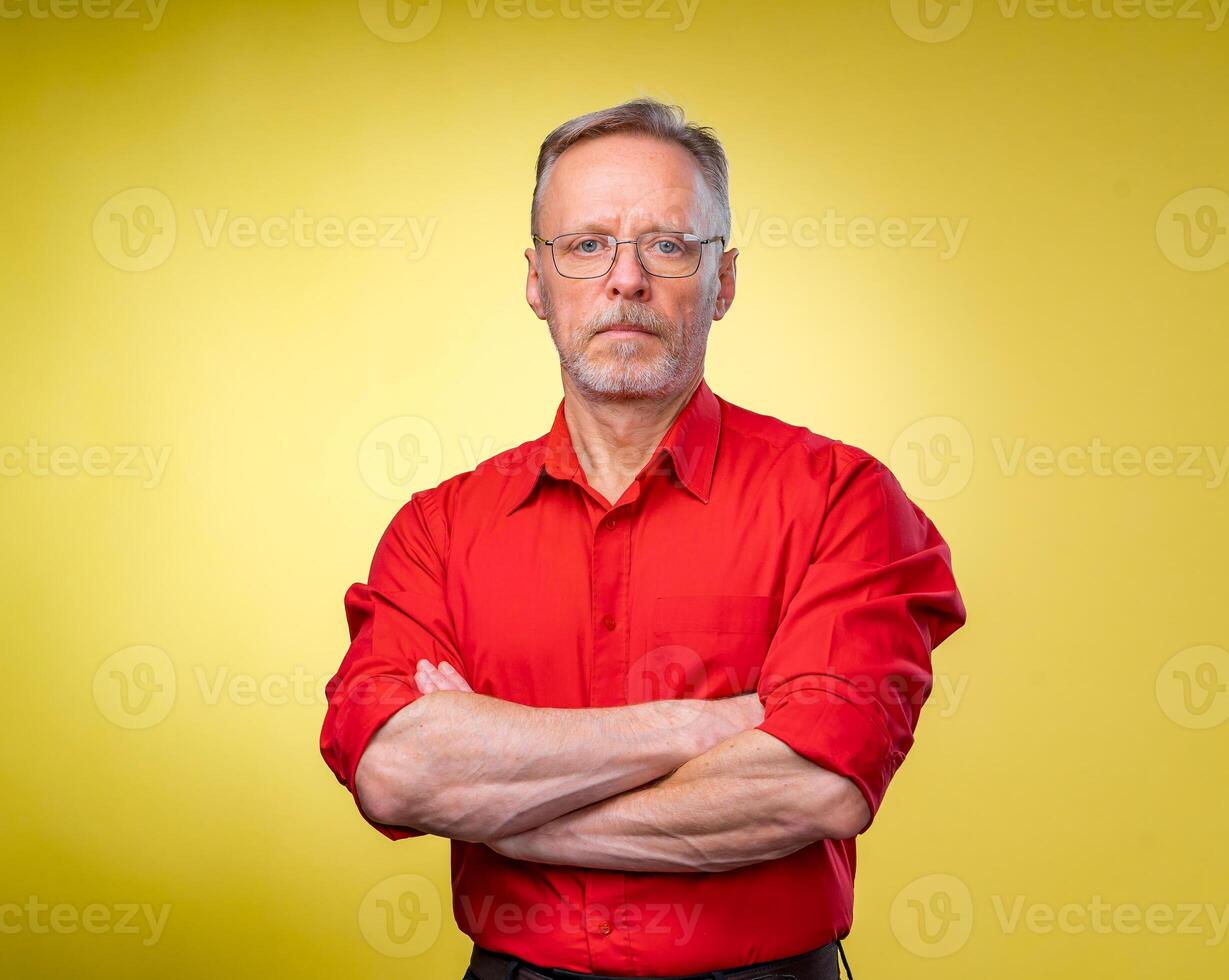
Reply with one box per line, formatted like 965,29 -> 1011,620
598,324 -> 654,335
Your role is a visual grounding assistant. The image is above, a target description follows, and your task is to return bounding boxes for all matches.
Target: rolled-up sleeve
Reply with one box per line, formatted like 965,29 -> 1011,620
755,444 -> 967,830
319,490 -> 460,840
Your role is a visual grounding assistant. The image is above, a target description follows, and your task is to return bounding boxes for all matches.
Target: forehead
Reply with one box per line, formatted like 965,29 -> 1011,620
539,132 -> 710,233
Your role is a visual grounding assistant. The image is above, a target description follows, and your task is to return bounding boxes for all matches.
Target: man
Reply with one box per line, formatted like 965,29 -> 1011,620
320,98 -> 966,980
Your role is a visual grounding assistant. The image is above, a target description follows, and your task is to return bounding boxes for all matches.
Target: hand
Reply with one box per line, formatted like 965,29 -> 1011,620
414,659 -> 473,694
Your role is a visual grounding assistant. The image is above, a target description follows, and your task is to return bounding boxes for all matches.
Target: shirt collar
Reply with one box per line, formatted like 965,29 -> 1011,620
504,378 -> 721,515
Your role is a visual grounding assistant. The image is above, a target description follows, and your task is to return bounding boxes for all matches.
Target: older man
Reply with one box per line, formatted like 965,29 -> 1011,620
320,98 -> 966,980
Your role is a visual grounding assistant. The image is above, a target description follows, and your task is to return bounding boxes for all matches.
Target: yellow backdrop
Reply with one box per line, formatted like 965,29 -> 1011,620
2,1 -> 1227,977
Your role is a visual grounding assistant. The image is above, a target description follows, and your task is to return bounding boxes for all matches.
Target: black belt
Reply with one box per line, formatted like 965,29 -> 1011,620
465,938 -> 852,980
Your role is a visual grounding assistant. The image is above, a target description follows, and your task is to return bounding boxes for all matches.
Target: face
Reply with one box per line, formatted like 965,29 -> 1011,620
525,133 -> 738,401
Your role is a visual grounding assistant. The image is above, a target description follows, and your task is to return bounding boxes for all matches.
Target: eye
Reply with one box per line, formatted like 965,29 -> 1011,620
569,236 -> 608,254
645,234 -> 686,255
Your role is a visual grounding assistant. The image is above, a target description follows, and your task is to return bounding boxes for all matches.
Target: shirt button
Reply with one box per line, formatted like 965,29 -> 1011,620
601,614 -> 616,631
598,920 -> 612,935
604,517 -> 617,530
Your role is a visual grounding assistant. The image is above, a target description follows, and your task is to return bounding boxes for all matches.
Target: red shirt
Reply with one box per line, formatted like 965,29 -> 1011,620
320,378 -> 966,975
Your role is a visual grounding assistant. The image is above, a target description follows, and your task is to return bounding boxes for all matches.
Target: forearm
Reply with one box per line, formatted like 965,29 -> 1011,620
488,728 -> 871,873
357,689 -> 752,842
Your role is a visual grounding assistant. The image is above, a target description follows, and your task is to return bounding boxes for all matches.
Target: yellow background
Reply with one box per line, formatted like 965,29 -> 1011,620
2,0 -> 1227,977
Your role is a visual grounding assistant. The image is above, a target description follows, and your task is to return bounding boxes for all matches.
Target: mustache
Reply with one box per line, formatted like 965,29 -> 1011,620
586,302 -> 674,336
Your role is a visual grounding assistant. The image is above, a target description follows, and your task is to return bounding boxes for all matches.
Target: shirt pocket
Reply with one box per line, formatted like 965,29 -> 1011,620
644,594 -> 781,699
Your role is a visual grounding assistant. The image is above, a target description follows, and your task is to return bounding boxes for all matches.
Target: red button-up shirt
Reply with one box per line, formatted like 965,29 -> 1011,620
320,378 -> 966,975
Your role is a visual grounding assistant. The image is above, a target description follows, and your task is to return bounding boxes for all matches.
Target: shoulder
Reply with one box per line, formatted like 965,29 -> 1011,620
717,394 -> 891,489
383,431 -> 549,541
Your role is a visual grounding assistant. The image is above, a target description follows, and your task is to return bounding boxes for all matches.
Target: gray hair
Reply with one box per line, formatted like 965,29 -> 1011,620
530,97 -> 731,242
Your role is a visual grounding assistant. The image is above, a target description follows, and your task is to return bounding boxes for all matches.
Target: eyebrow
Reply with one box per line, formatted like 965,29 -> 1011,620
570,218 -> 618,233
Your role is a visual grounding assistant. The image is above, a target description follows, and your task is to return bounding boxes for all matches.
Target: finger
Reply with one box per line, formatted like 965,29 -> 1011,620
420,661 -> 460,691
414,662 -> 438,693
438,661 -> 473,692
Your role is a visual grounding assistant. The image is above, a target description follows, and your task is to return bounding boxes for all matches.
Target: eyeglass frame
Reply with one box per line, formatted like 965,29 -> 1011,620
531,230 -> 727,279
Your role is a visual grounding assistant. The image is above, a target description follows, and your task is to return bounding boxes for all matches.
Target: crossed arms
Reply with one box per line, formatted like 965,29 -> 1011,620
336,449 -> 967,872
354,659 -> 871,874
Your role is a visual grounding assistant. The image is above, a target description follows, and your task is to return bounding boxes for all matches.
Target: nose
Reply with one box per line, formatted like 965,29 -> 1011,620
604,240 -> 651,303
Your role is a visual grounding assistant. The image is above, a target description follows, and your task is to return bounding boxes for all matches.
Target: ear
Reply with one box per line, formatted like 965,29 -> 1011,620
525,246 -> 548,320
711,246 -> 738,321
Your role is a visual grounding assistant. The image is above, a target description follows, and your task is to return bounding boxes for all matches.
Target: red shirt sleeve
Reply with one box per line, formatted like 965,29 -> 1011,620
319,490 -> 460,840
754,444 -> 967,832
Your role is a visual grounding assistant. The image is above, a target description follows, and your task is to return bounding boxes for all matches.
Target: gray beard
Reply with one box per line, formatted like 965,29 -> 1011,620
543,282 -> 717,401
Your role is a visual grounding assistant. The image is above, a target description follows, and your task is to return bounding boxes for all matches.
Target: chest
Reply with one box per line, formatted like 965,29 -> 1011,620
443,478 -> 816,708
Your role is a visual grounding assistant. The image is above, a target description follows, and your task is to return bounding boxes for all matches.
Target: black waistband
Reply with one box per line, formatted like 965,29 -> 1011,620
469,937 -> 851,980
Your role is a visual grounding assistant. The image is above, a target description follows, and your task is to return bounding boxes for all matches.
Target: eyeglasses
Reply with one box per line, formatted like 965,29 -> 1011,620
532,230 -> 725,279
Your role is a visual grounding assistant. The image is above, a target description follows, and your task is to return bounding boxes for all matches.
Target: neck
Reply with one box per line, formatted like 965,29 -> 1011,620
559,369 -> 703,506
